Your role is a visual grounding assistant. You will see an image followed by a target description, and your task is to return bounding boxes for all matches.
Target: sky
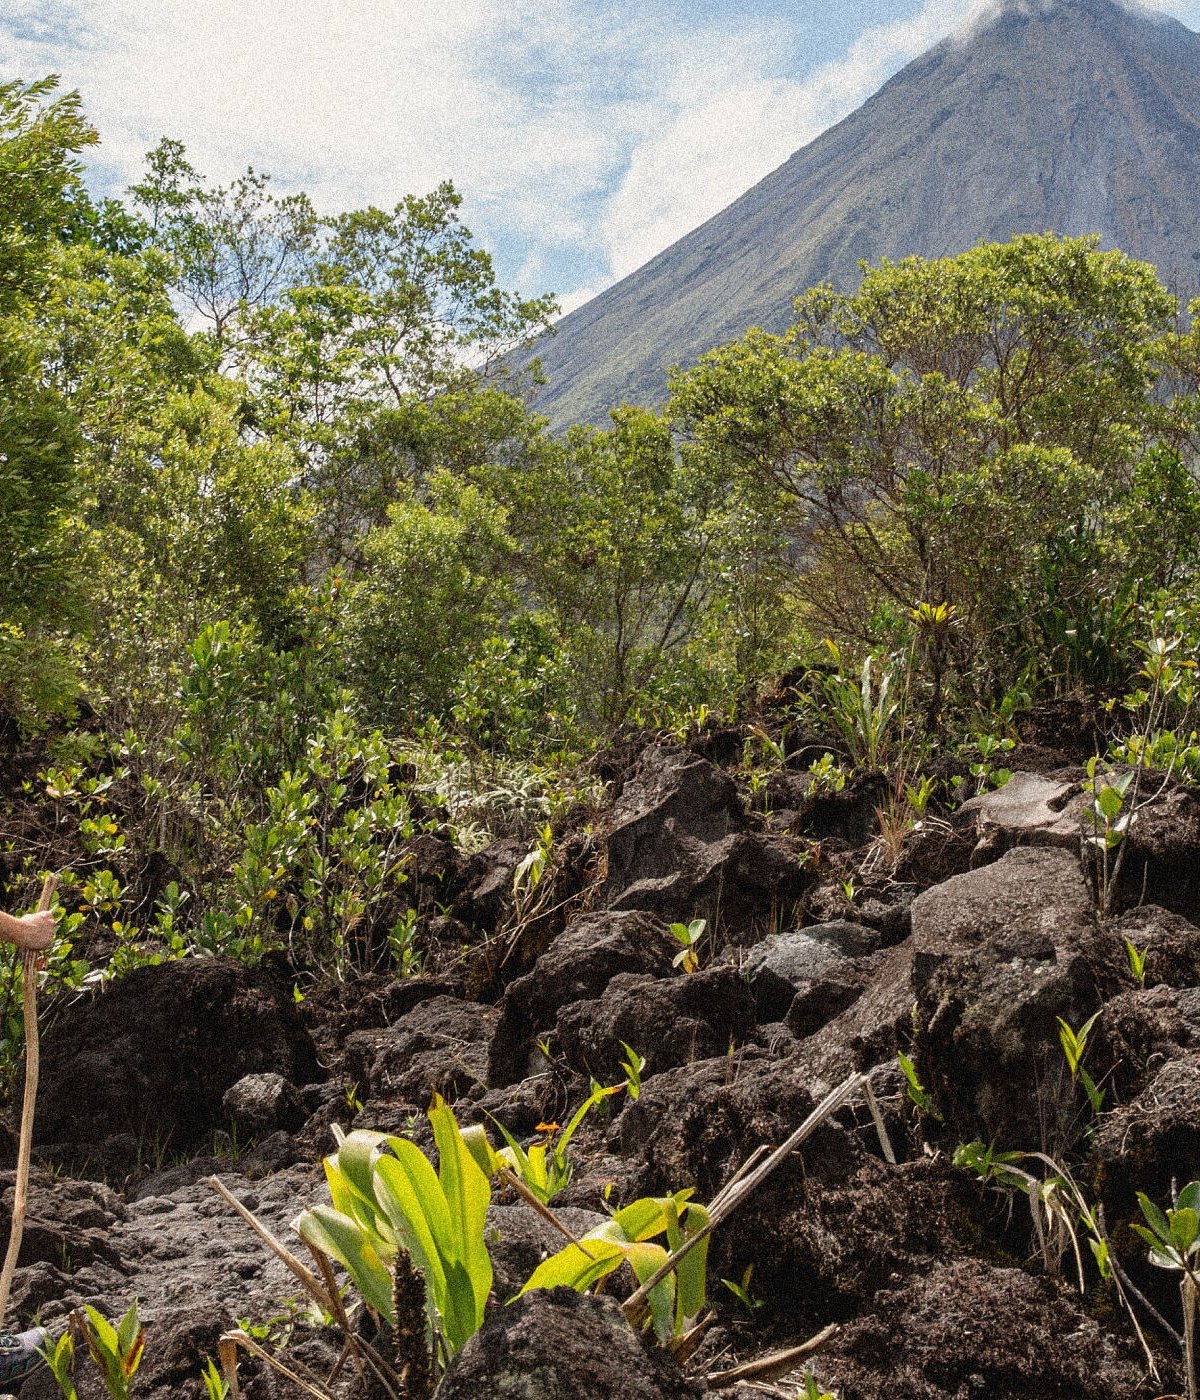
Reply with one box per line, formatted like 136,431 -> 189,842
4,0 -> 1200,315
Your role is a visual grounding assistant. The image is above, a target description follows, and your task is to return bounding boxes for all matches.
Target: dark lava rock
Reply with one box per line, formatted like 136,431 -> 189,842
1105,783 -> 1200,921
794,771 -> 888,848
743,925 -> 874,1027
489,910 -> 677,1086
222,1073 -> 306,1139
1096,1052 -> 1200,1218
0,1169 -> 125,1276
794,943 -> 918,1088
711,1154 -> 980,1333
602,745 -> 808,932
457,836 -> 527,926
344,996 -> 499,1107
434,1288 -> 705,1399
34,957 -> 323,1176
613,1045 -> 815,1199
910,847 -> 1107,1147
821,1258 -> 1152,1399
555,966 -> 756,1082
1099,984 -> 1200,1101
1113,903 -> 1200,988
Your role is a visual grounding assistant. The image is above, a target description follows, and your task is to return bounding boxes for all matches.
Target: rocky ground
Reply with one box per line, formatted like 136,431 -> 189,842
5,725 -> 1200,1399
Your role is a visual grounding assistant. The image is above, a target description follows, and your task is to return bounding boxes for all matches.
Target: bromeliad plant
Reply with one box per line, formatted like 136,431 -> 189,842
294,1098 -> 492,1371
519,1190 -> 712,1349
486,1079 -> 623,1205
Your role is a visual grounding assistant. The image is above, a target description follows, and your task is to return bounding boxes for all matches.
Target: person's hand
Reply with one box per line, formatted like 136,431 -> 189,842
5,911 -> 54,952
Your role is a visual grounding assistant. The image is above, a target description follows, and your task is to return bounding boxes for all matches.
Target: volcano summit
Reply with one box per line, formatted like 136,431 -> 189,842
527,0 -> 1200,426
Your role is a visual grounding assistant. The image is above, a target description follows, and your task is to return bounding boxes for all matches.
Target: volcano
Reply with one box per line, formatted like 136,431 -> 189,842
526,0 -> 1200,426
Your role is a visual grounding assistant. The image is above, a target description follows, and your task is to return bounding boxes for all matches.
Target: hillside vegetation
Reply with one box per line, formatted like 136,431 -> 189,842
6,75 -> 1200,1400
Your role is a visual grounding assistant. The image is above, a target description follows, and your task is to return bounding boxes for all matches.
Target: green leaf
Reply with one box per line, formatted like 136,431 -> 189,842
1176,1181 -> 1200,1216
1170,1207 -> 1199,1256
520,1236 -> 627,1295
295,1204 -> 396,1321
1137,1191 -> 1172,1246
430,1096 -> 493,1344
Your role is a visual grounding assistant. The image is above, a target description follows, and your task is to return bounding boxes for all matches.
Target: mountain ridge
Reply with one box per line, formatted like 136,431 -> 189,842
524,0 -> 1200,426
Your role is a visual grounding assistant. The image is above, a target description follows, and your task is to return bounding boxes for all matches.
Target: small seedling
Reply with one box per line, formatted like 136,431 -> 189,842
1057,1011 -> 1105,1115
200,1356 -> 230,1400
1124,938 -> 1149,988
897,1052 -> 941,1121
800,1373 -> 837,1400
720,1263 -> 761,1312
46,1303 -> 146,1400
671,918 -> 707,974
620,1041 -> 646,1100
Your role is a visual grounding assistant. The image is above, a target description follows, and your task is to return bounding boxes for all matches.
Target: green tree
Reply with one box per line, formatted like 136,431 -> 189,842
0,78 -> 98,729
672,233 -> 1184,703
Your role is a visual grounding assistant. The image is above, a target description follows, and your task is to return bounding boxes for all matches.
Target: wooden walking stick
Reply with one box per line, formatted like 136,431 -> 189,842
0,874 -> 57,1322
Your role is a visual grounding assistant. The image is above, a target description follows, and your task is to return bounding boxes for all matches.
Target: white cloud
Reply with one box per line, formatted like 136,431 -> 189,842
3,0 -> 1199,310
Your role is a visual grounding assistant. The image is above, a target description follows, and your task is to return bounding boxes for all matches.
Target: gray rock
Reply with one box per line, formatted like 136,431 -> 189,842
222,1073 -> 305,1139
434,1288 -> 705,1399
955,770 -> 1084,865
911,846 -> 1104,1145
743,927 -> 872,1024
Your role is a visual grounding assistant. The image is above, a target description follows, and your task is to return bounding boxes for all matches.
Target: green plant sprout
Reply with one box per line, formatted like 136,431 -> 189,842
519,1190 -> 711,1344
485,1078 -> 623,1204
46,1302 -> 146,1400
1134,1182 -> 1200,1400
720,1263 -> 761,1313
815,640 -> 902,770
671,918 -> 707,973
200,1356 -> 230,1400
1057,1011 -> 1105,1115
1124,937 -> 1149,988
897,1052 -> 941,1121
620,1041 -> 646,1100
800,1375 -> 837,1400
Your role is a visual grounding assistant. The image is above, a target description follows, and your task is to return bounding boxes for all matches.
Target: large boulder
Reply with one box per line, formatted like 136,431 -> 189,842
554,966 -> 756,1083
820,1259 -> 1153,1400
489,911 -> 677,1086
343,996 -> 499,1108
602,746 -> 808,933
953,770 -> 1084,866
33,957 -> 323,1176
434,1288 -> 705,1399
910,846 -> 1107,1146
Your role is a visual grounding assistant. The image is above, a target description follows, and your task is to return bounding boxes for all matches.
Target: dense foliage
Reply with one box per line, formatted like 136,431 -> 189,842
5,74 -> 1200,1006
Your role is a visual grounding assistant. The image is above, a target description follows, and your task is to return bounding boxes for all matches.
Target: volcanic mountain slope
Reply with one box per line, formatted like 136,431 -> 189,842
526,0 -> 1200,426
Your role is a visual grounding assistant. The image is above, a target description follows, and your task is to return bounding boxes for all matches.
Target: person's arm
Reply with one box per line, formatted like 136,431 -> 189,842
0,910 -> 54,951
